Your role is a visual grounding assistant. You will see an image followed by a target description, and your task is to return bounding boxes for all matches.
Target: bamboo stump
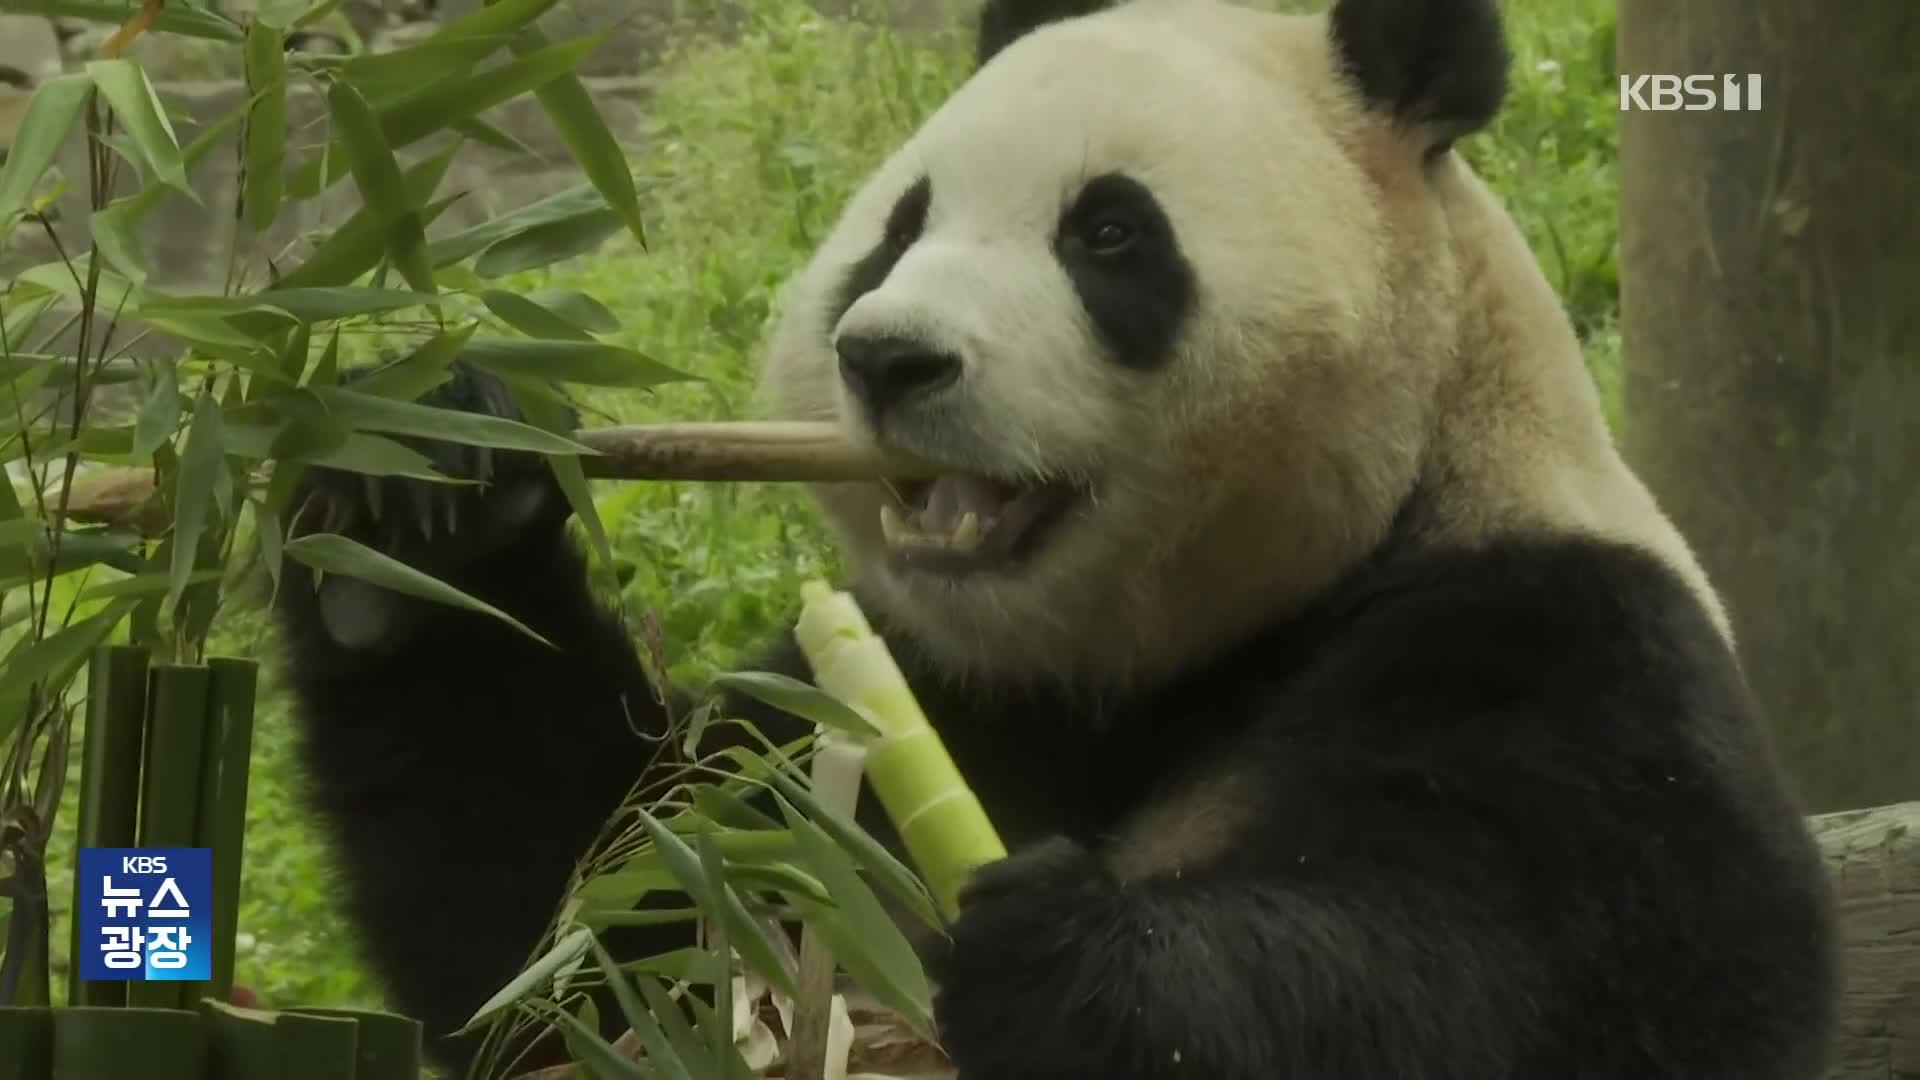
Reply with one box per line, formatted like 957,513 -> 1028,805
1814,800 -> 1920,1079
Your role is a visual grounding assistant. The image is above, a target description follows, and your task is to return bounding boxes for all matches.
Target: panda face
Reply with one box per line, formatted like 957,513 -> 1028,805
761,0 -> 1469,686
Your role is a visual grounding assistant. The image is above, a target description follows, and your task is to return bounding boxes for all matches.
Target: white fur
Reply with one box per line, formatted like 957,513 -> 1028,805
759,0 -> 1727,690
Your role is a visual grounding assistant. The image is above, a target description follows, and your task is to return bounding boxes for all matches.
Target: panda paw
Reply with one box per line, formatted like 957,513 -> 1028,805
931,837 -> 1129,1079
286,364 -> 575,651
288,362 -> 572,575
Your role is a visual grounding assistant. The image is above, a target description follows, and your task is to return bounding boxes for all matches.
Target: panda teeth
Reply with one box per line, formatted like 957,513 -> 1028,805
950,511 -> 983,552
879,503 -> 911,548
879,504 -> 986,553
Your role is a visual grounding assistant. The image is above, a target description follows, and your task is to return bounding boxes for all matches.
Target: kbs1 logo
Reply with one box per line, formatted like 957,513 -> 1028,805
1619,74 -> 1763,112
77,848 -> 212,981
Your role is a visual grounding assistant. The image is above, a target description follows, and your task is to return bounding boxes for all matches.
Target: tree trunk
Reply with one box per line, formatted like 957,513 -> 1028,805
1617,4 -> 1920,814
1811,801 -> 1920,1079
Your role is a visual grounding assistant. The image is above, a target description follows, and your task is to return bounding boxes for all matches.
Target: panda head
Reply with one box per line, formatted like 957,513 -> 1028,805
761,0 -> 1723,689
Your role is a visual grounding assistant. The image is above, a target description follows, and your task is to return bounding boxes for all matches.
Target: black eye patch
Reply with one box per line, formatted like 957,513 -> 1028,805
831,175 -> 932,329
1053,173 -> 1195,371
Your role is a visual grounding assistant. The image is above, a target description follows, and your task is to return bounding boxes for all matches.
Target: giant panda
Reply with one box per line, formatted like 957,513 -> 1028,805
273,0 -> 1841,1076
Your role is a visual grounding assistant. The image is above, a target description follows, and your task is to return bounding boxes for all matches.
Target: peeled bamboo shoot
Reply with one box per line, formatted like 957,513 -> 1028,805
794,582 -> 1005,920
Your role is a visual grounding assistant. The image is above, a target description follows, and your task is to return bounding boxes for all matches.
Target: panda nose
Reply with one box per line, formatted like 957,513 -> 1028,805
836,334 -> 961,416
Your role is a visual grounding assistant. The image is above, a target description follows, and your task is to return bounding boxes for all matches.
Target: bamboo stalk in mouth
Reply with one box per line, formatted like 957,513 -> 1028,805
573,421 -> 936,482
46,423 -> 935,536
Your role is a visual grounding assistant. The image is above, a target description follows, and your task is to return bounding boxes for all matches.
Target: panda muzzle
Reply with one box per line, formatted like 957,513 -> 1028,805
879,473 -> 1078,565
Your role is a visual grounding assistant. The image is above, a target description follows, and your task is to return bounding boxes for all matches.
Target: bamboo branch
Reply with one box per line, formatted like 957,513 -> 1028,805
574,421 -> 933,482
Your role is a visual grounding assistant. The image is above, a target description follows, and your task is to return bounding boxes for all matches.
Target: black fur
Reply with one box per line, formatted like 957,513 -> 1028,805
830,174 -> 931,331
1330,0 -> 1511,150
1053,172 -> 1196,371
975,0 -> 1115,68
277,367 -> 1836,1079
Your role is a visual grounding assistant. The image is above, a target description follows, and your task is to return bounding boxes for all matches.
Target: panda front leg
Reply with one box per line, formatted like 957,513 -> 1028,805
930,827 -> 1533,1080
271,364 -> 807,1066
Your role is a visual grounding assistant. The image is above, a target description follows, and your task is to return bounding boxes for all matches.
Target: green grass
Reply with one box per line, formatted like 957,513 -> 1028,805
42,0 -> 1626,1018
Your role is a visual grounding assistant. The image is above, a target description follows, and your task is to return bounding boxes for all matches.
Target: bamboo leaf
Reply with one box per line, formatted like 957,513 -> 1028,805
712,672 -> 881,739
0,600 -> 137,707
474,207 -> 622,278
321,36 -> 505,103
349,323 -> 474,400
131,360 -> 182,459
511,24 -> 646,247
463,925 -> 592,1027
779,799 -> 934,1035
499,374 -> 612,571
290,35 -> 601,198
376,34 -> 601,151
589,936 -> 694,1080
695,829 -> 734,1067
89,201 -> 151,284
692,786 -> 781,832
534,1002 -> 648,1080
633,970 -> 719,1080
458,337 -> 692,388
324,77 -> 435,294
531,289 -> 620,333
428,0 -> 564,46
276,140 -> 461,290
311,386 -> 598,456
729,747 -> 943,932
140,287 -> 440,327
481,289 -> 594,342
243,20 -> 288,232
283,532 -> 553,646
87,60 -> 192,197
633,807 -> 800,1000
167,390 -> 226,610
8,0 -> 243,40
0,74 -> 93,244
76,568 -> 223,601
427,180 -> 607,267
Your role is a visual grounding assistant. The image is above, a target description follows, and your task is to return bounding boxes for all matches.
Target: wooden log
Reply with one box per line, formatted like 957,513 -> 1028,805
1813,800 -> 1920,1079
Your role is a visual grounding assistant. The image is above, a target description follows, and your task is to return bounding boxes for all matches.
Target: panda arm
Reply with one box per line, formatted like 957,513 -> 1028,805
932,541 -> 1832,1080
272,370 -> 815,1063
277,506 -> 818,1060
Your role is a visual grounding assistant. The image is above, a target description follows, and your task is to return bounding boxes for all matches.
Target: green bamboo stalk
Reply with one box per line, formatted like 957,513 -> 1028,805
49,1006 -> 205,1080
201,1000 -> 359,1080
792,582 -> 1005,919
129,666 -> 213,1012
288,1007 -> 423,1080
190,659 -> 258,1005
0,1006 -> 51,1080
67,646 -> 151,1008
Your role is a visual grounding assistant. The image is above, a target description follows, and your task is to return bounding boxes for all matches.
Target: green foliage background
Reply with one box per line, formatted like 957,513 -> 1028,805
25,0 -> 1621,1016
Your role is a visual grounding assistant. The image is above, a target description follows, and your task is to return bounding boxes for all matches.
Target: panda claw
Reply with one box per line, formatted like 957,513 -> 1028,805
362,475 -> 385,522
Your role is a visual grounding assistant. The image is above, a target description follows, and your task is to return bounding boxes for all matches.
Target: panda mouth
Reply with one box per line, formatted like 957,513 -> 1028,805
878,473 -> 1082,571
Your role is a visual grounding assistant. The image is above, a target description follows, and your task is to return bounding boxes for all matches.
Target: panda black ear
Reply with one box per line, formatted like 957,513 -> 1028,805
975,0 -> 1115,69
1328,0 -> 1510,153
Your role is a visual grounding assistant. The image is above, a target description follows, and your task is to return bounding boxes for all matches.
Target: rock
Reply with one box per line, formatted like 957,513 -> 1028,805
0,14 -> 62,88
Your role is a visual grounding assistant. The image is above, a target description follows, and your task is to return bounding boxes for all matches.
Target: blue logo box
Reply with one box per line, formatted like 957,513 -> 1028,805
76,847 -> 212,982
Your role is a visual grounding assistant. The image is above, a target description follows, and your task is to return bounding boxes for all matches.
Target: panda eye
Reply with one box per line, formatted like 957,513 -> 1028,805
1085,219 -> 1136,255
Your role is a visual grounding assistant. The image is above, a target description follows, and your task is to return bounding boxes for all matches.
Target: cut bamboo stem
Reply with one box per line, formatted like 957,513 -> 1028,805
129,665 -> 213,1012
574,422 -> 933,482
192,659 -> 258,1006
50,423 -> 926,535
0,1007 -> 50,1080
68,646 -> 151,1009
793,582 -> 1005,920
784,736 -> 870,1080
50,1006 -> 205,1080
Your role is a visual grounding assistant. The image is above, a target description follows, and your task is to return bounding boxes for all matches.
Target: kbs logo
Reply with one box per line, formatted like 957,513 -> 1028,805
1619,74 -> 1763,112
77,847 -> 212,982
